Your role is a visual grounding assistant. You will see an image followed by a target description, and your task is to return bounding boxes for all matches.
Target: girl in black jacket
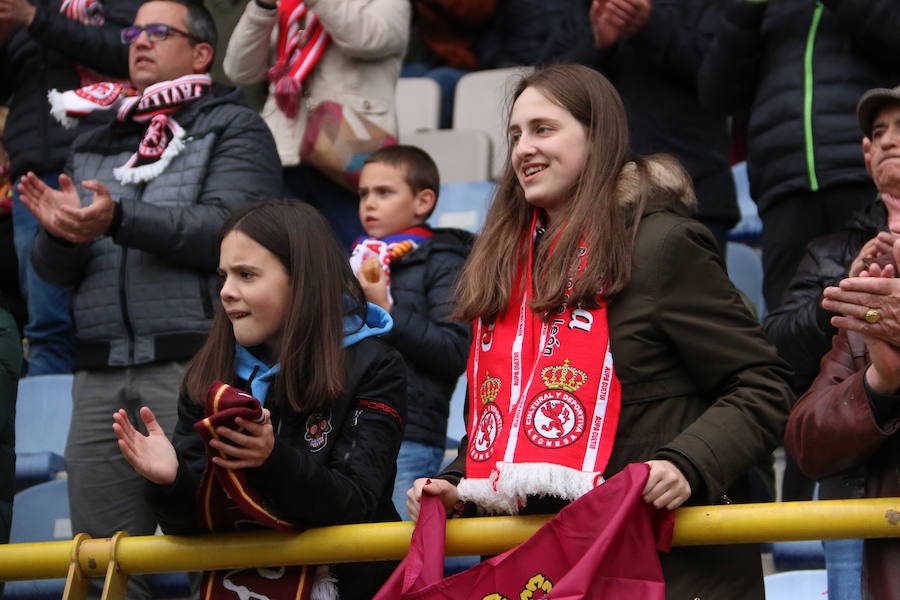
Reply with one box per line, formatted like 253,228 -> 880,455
112,201 -> 406,600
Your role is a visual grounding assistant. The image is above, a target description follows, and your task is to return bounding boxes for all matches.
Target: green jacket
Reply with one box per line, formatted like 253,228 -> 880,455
442,168 -> 793,599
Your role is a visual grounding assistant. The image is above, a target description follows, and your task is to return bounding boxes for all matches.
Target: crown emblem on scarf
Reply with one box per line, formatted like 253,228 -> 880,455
480,372 -> 501,404
541,359 -> 587,392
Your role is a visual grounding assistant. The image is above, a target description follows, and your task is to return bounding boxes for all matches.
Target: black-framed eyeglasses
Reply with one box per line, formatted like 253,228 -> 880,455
121,23 -> 203,45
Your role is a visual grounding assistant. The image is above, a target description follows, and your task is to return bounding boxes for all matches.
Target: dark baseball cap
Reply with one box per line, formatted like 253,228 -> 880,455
857,85 -> 900,137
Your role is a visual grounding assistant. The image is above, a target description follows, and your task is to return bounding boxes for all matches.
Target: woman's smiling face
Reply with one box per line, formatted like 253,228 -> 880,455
509,86 -> 589,223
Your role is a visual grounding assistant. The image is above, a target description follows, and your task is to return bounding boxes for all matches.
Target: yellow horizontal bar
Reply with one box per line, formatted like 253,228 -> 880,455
0,541 -> 72,579
0,498 -> 898,580
674,498 -> 900,546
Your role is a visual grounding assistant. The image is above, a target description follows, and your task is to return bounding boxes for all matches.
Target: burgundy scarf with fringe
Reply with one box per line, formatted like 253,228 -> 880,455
195,381 -> 315,600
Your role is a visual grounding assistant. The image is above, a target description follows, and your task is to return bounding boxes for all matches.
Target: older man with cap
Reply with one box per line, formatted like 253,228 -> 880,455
785,85 -> 900,600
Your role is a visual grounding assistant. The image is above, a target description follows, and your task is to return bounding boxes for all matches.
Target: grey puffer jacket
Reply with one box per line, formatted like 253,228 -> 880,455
32,84 -> 282,370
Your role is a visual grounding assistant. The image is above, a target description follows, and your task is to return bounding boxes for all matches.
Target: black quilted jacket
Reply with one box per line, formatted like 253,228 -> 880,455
699,0 -> 900,213
763,200 -> 885,394
384,227 -> 472,448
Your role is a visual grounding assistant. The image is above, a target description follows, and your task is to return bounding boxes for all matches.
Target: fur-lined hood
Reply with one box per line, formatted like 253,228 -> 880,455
615,155 -> 697,215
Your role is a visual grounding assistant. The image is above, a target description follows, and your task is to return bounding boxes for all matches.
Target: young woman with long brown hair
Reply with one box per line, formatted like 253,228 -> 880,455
113,201 -> 406,599
407,64 -> 793,598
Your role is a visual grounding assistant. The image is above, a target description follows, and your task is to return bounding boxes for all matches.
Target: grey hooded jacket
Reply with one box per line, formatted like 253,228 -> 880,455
32,83 -> 282,369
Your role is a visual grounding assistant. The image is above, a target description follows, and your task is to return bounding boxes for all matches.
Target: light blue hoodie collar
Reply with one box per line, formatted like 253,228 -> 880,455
234,343 -> 280,405
233,303 -> 391,402
343,302 -> 392,347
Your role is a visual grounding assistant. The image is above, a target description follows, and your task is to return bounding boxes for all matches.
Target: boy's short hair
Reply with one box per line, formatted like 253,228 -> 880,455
364,145 -> 441,211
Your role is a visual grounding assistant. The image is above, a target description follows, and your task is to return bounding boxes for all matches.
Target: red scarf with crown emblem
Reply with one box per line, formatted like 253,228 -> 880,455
195,382 -> 318,600
458,212 -> 622,514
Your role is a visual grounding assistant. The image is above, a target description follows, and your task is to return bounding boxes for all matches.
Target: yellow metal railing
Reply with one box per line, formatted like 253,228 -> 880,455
2,498 -> 899,599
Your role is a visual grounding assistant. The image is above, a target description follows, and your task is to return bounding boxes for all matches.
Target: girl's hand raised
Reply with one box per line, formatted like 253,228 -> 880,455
210,409 -> 275,470
112,407 -> 179,485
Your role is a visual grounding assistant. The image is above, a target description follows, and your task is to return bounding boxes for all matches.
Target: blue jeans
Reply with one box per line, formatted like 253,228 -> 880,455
823,538 -> 863,600
12,174 -> 74,375
392,440 -> 444,521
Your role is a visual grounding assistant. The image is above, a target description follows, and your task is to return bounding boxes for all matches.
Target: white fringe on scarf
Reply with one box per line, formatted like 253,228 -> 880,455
112,126 -> 185,185
457,462 -> 603,515
311,565 -> 338,600
47,89 -> 78,129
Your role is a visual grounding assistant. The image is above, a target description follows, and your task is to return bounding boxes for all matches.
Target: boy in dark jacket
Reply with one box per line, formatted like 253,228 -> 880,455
352,145 -> 471,519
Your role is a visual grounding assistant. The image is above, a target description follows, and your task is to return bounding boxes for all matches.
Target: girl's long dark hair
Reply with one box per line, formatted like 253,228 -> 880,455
183,201 -> 367,412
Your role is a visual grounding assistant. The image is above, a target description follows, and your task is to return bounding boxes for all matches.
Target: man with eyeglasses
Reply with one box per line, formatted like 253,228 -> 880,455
18,1 -> 281,597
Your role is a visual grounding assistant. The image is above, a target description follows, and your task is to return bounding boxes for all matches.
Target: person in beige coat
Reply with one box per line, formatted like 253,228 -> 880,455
223,0 -> 409,248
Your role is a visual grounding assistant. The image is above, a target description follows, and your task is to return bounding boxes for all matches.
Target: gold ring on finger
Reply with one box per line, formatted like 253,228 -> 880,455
865,308 -> 881,324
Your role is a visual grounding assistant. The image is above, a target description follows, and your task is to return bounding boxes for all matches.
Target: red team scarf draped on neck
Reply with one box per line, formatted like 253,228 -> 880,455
267,0 -> 330,118
194,382 -> 321,600
458,211 -> 622,514
47,74 -> 212,184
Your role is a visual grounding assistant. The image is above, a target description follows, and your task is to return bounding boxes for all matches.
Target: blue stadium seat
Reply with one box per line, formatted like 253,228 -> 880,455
4,480 -> 69,599
445,375 -> 468,445
14,374 -> 73,490
726,241 -> 767,320
3,479 -> 192,599
432,181 -> 497,234
728,161 -> 763,245
763,569 -> 828,599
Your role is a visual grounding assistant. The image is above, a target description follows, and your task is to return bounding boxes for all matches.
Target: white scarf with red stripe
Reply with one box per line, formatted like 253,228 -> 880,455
47,74 -> 211,184
458,213 -> 622,514
267,0 -> 330,118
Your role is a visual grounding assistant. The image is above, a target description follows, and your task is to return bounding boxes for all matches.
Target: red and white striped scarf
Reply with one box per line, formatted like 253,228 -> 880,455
267,0 -> 330,118
458,212 -> 622,514
47,74 -> 211,184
